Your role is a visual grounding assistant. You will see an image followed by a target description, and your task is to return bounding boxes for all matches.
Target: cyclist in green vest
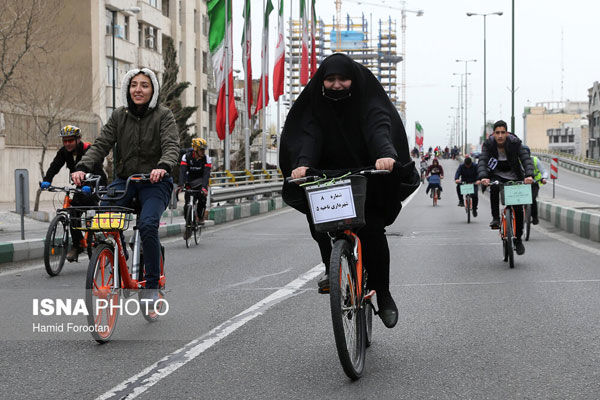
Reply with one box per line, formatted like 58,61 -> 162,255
523,146 -> 548,224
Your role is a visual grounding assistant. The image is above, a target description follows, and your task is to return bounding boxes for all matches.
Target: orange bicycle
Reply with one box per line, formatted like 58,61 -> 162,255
289,166 -> 389,380
42,185 -> 98,276
73,174 -> 167,343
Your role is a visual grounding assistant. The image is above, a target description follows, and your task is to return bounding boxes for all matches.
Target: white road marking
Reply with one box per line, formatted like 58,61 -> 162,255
95,264 -> 323,400
552,183 -> 600,199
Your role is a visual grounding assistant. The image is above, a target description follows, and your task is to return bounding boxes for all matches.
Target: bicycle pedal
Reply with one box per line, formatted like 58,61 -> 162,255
318,287 -> 330,294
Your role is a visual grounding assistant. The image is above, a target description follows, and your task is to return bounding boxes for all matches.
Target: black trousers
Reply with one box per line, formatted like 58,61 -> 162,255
456,184 -> 479,209
490,179 -> 524,239
184,191 -> 207,221
307,208 -> 390,293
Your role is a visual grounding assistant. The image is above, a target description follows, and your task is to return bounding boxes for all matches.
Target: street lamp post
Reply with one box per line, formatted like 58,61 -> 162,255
466,11 -> 503,143
111,6 -> 140,179
456,59 -> 476,155
399,6 -> 424,123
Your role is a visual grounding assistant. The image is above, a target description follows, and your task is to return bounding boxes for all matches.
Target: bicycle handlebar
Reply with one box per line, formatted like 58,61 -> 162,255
286,165 -> 392,184
85,173 -> 170,202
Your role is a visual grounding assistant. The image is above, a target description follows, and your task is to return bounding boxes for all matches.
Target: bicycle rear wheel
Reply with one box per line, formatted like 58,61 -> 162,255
85,244 -> 119,343
138,245 -> 166,322
44,214 -> 69,277
193,203 -> 200,245
525,205 -> 531,241
365,301 -> 373,348
329,239 -> 366,380
505,209 -> 515,268
433,189 -> 438,207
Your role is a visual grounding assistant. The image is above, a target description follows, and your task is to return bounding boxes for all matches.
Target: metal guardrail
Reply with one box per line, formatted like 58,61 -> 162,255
209,169 -> 283,187
531,149 -> 600,167
533,152 -> 600,173
209,182 -> 283,205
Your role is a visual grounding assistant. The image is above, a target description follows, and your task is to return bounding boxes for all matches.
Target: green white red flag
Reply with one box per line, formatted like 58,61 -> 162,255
254,0 -> 274,115
309,0 -> 317,78
208,0 -> 238,140
300,0 -> 309,85
415,121 -> 424,147
272,0 -> 285,101
242,0 -> 252,118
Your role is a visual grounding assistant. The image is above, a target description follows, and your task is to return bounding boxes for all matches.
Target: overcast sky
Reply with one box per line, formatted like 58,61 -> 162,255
231,0 -> 599,149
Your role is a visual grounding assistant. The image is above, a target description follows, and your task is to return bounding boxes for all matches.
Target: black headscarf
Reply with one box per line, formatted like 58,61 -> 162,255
279,53 -> 419,226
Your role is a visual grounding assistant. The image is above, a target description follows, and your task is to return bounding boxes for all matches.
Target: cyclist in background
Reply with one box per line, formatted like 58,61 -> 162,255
522,146 -> 548,224
40,125 -> 107,261
454,155 -> 479,216
478,120 -> 534,255
425,158 -> 444,199
178,137 -> 212,238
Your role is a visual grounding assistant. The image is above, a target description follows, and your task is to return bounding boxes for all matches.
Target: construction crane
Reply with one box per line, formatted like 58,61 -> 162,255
342,0 -> 423,122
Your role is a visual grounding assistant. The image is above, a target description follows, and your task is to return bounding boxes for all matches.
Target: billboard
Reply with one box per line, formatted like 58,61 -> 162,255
330,30 -> 366,51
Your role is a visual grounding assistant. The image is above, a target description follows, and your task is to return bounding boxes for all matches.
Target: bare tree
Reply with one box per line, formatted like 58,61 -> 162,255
14,63 -> 93,211
0,0 -> 62,101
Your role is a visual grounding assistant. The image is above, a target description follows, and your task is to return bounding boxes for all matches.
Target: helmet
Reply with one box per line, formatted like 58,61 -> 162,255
192,138 -> 207,150
522,145 -> 531,156
59,125 -> 81,138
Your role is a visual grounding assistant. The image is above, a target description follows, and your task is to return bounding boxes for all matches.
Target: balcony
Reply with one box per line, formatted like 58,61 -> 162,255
136,0 -> 164,28
105,36 -> 137,64
138,47 -> 163,71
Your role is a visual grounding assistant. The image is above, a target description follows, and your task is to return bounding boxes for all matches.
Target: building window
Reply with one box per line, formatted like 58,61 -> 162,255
203,15 -> 209,36
162,0 -> 169,17
179,0 -> 183,25
553,136 -> 560,143
194,9 -> 198,33
203,126 -> 207,138
194,86 -> 198,106
145,26 -> 157,50
202,51 -> 208,74
569,135 -> 574,143
124,16 -> 130,40
194,48 -> 198,69
179,41 -> 184,65
138,23 -> 143,46
148,0 -> 158,8
203,90 -> 207,111
106,9 -> 113,35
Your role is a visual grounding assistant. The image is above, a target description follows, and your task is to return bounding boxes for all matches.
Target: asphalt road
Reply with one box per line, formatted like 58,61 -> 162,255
536,159 -> 600,206
2,159 -> 600,399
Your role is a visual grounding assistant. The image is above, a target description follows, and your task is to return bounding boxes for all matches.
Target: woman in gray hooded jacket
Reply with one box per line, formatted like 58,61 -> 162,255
73,68 -> 179,302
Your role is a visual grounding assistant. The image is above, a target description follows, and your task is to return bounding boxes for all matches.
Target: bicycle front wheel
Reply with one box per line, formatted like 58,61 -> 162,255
44,214 -> 69,276
329,239 -> 366,380
505,209 -> 515,269
365,301 -> 373,348
525,205 -> 531,241
85,244 -> 119,343
185,206 -> 193,248
466,196 -> 471,224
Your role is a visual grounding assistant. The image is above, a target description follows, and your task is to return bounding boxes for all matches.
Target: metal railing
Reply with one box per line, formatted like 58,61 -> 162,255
533,151 -> 600,174
207,169 -> 284,207
531,148 -> 600,166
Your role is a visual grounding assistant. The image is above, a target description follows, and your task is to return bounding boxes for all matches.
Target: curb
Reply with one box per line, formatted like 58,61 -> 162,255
538,199 -> 600,242
0,196 -> 287,266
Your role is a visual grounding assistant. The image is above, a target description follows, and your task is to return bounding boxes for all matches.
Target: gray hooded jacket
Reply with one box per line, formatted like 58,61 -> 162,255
77,68 -> 179,178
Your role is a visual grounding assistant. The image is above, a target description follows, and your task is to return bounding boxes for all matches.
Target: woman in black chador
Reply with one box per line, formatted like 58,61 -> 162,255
279,53 -> 419,328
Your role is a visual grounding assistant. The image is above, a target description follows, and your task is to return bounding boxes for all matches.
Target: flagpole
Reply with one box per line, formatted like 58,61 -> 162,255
288,0 -> 293,108
224,0 -> 231,171
243,0 -> 250,171
261,0 -> 267,170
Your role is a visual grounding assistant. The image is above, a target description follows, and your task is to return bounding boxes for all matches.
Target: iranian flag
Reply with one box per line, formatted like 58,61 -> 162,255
208,0 -> 238,140
300,0 -> 309,85
309,0 -> 317,78
415,121 -> 424,147
272,0 -> 285,101
242,0 -> 252,118
254,0 -> 274,115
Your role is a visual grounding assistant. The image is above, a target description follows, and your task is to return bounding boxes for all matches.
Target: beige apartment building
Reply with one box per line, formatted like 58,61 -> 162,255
0,0 -> 214,202
523,101 -> 587,153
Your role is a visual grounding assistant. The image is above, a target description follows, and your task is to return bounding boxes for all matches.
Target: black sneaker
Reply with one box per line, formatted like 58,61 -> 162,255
317,273 -> 329,294
472,208 -> 478,217
489,219 -> 500,229
377,291 -> 398,328
515,239 -> 525,255
458,201 -> 464,207
532,216 -> 539,225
